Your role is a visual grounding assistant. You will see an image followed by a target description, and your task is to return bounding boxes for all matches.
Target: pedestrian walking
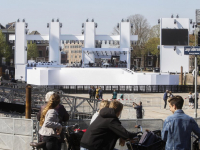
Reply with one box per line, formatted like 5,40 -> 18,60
188,92 -> 194,108
133,101 -> 143,119
163,90 -> 169,109
96,87 -> 99,99
112,89 -> 117,100
98,87 -> 103,99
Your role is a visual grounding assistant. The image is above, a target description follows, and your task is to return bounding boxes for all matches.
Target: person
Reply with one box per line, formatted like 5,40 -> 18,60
161,95 -> 200,150
188,92 -> 194,108
112,89 -> 117,100
39,93 -> 63,150
168,91 -> 173,98
88,86 -> 92,99
37,91 -> 69,150
133,101 -> 143,119
193,92 -> 199,109
90,100 -> 110,124
96,87 -> 99,99
163,90 -> 168,109
98,87 -> 103,99
91,86 -> 96,99
80,100 -> 137,150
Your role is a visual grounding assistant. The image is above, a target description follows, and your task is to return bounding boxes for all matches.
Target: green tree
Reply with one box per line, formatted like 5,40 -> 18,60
0,30 -> 12,65
145,37 -> 160,67
27,41 -> 38,60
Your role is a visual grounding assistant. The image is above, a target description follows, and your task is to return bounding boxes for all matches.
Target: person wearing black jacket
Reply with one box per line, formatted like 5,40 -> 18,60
80,100 -> 137,150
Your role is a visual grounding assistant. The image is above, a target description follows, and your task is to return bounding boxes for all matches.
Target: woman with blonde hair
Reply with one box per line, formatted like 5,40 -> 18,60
39,93 -> 62,150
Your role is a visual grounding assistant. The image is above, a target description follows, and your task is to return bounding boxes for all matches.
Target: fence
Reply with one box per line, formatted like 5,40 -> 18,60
0,117 -> 33,150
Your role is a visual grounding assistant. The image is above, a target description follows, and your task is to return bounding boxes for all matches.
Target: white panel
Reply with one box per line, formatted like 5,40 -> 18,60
84,22 -> 95,48
82,48 -> 129,52
9,34 -> 15,40
26,35 -> 49,40
15,22 -> 26,64
160,46 -> 189,73
95,35 -> 120,41
15,65 -> 27,81
120,22 -> 130,48
27,68 -> 179,86
49,22 -> 60,64
161,18 -> 189,29
61,35 -> 84,40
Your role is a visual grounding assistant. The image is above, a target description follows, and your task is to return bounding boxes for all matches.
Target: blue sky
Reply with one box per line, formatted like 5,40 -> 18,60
0,0 -> 198,35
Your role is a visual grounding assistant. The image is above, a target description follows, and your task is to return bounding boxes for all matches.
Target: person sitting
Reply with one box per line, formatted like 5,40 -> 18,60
39,93 -> 62,150
80,100 -> 137,150
90,100 -> 110,124
37,91 -> 69,150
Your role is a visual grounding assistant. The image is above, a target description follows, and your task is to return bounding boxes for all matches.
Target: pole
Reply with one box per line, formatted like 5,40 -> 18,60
25,84 -> 32,119
181,66 -> 183,85
195,55 -> 197,118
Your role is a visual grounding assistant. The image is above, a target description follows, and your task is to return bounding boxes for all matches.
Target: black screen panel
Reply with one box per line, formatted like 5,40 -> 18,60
162,29 -> 188,45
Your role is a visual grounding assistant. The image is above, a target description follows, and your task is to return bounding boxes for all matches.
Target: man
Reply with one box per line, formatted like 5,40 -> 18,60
80,100 -> 137,150
133,101 -> 143,119
163,90 -> 168,109
193,92 -> 199,109
98,87 -> 103,99
162,96 -> 200,150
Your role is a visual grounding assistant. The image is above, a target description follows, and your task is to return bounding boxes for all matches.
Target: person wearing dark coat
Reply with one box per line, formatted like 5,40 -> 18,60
80,101 -> 137,150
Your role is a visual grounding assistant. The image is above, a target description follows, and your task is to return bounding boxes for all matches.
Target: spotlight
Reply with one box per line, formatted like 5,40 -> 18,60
171,14 -> 173,18
12,46 -> 15,50
59,46 -> 62,51
95,23 -> 97,28
157,45 -> 160,50
52,19 -> 54,22
82,23 -> 84,28
25,23 -> 28,28
17,19 -> 20,22
57,18 -> 59,22
47,23 -> 49,28
25,30 -> 28,34
91,19 -> 94,22
174,46 -> 176,51
190,19 -> 192,24
122,19 -> 124,22
127,19 -> 129,22
22,19 -> 25,22
193,31 -> 194,36
82,29 -> 84,34
62,40 -> 64,44
25,46 -> 27,51
117,23 -> 119,28
174,19 -> 176,24
158,19 -> 160,24
176,14 -> 179,18
86,19 -> 89,22
131,24 -> 133,28
60,23 -> 62,28
13,23 -> 15,28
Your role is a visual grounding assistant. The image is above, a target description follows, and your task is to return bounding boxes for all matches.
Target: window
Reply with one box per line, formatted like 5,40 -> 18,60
67,60 -> 69,63
70,46 -> 72,48
79,50 -> 82,53
39,51 -> 43,57
148,51 -> 152,56
148,60 -> 152,66
79,55 -> 81,58
2,57 -> 6,65
65,46 -> 69,48
66,50 -> 69,53
79,45 -> 82,48
61,55 -> 65,59
67,55 -> 68,58
75,56 -> 77,58
71,55 -> 73,58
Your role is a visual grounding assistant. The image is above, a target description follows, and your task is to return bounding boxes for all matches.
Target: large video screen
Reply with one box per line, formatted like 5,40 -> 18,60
161,29 -> 188,45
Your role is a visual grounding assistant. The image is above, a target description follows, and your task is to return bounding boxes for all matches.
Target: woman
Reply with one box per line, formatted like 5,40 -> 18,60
112,89 -> 117,100
188,92 -> 194,107
96,87 -> 99,99
39,93 -> 62,150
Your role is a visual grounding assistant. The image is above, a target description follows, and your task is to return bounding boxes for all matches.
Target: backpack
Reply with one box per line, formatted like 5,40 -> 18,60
139,131 -> 160,146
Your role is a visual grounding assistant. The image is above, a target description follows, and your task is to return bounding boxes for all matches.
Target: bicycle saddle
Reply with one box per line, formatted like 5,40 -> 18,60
30,142 -> 46,148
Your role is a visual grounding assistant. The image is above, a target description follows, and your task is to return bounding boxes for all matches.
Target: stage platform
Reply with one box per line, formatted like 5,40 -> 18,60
27,68 -> 179,85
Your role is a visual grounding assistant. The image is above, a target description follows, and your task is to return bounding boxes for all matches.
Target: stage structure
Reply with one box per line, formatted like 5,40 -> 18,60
159,16 -> 191,73
9,18 -> 180,86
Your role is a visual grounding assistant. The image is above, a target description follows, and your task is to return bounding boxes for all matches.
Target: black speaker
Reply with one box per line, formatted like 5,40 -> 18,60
198,31 -> 200,46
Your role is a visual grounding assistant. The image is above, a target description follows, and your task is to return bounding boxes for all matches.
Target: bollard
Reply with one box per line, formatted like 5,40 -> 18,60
25,84 -> 32,119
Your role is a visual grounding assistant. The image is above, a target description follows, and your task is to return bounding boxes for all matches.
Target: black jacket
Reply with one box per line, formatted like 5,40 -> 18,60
80,107 -> 136,150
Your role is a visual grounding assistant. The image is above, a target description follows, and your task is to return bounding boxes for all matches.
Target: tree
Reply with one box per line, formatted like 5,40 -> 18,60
27,41 -> 38,60
144,37 -> 160,67
0,30 -> 12,65
112,14 -> 151,65
149,25 -> 160,38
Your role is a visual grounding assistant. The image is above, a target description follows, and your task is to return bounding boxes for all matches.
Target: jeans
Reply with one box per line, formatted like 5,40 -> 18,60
43,136 -> 58,150
164,99 -> 167,109
80,147 -> 88,150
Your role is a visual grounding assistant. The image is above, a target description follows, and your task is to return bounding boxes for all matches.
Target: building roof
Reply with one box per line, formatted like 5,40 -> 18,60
0,24 -> 6,29
6,22 -> 15,29
29,31 -> 40,35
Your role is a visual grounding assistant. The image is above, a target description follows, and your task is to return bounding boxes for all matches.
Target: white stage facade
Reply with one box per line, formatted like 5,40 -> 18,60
9,17 -> 191,86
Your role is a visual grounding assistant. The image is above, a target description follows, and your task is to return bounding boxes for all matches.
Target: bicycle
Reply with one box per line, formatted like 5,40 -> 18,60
30,124 -> 81,150
192,134 -> 200,150
126,125 -> 165,150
